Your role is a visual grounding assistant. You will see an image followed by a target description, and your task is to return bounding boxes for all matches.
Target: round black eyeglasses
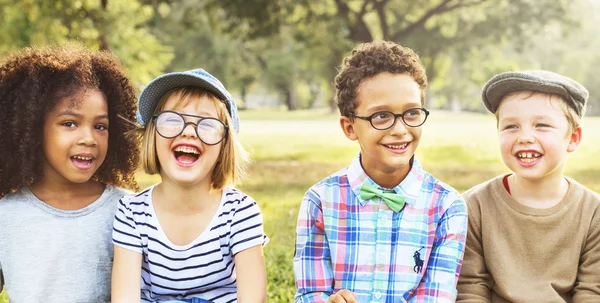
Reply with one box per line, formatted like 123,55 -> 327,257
152,110 -> 228,145
351,108 -> 430,130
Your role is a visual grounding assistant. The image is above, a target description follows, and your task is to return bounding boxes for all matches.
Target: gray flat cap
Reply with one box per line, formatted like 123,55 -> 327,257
482,70 -> 588,117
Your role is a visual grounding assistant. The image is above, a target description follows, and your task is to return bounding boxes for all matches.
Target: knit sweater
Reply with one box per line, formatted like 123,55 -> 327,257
457,175 -> 600,303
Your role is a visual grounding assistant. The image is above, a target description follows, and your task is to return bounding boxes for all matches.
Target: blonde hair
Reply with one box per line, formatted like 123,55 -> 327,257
138,86 -> 249,190
495,90 -> 581,132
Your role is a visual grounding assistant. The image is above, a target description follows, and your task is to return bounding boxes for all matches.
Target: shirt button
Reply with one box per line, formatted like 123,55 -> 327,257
379,255 -> 385,262
374,291 -> 382,299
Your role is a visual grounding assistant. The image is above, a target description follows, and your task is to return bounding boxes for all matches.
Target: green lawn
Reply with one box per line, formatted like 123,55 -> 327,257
2,109 -> 599,302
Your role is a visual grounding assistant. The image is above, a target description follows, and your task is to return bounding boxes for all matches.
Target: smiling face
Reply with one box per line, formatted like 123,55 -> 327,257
497,91 -> 581,182
155,93 -> 224,188
340,72 -> 424,187
41,89 -> 109,185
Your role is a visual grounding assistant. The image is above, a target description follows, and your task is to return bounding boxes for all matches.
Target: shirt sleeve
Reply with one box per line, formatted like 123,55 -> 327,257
412,197 -> 468,303
112,197 -> 143,253
230,195 -> 267,256
572,211 -> 600,300
293,189 -> 332,303
456,197 -> 493,302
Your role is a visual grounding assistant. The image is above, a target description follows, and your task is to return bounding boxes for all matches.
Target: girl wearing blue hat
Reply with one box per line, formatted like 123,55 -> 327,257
111,69 -> 268,303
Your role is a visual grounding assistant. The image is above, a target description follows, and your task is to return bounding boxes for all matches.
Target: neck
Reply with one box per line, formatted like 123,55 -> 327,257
362,159 -> 411,189
29,179 -> 105,210
154,175 -> 221,213
509,173 -> 569,208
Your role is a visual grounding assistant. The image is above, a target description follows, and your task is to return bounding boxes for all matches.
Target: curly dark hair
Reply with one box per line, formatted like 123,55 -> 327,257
0,45 -> 139,198
334,40 -> 428,117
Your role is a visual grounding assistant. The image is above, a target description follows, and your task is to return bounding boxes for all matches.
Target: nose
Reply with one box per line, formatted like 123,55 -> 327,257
180,122 -> 198,138
517,128 -> 536,144
389,117 -> 408,135
78,127 -> 97,146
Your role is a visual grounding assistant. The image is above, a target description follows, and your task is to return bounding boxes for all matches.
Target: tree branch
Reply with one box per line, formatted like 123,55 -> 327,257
333,0 -> 373,42
391,0 -> 488,41
374,0 -> 389,39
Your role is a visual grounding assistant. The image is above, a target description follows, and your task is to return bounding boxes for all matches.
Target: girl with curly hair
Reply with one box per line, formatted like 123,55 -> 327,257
0,45 -> 140,303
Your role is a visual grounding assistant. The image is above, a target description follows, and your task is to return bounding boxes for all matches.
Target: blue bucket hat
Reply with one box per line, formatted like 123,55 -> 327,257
136,68 -> 240,132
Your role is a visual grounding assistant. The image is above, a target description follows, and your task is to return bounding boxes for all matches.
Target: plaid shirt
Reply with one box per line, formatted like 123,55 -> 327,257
294,154 -> 468,303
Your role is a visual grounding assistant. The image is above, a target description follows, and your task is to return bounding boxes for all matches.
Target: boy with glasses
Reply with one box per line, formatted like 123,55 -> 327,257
293,40 -> 468,303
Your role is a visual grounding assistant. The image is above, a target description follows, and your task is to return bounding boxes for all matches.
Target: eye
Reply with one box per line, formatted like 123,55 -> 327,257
95,124 -> 108,131
404,109 -> 421,117
372,112 -> 392,121
536,123 -> 551,128
62,121 -> 77,128
503,124 -> 517,130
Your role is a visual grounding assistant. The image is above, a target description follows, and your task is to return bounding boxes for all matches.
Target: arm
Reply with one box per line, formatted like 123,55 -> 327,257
234,245 -> 267,303
572,213 -> 600,301
230,195 -> 268,302
411,198 -> 468,303
456,200 -> 493,302
293,191 -> 333,303
111,245 -> 142,302
111,197 -> 144,302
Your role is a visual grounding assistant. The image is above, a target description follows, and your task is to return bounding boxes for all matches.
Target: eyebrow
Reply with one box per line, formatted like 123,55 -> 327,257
366,102 -> 421,112
58,111 -> 109,120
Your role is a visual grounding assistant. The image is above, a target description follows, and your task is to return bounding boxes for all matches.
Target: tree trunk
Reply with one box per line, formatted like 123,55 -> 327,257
282,83 -> 297,111
450,94 -> 462,113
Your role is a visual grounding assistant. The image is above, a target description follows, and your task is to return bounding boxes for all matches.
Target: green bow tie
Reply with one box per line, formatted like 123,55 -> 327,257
360,182 -> 406,212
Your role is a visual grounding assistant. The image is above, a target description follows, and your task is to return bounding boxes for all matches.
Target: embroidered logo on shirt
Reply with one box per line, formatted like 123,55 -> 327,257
413,247 -> 424,273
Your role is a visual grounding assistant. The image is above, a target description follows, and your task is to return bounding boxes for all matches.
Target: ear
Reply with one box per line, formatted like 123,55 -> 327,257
340,116 -> 358,141
567,126 -> 582,153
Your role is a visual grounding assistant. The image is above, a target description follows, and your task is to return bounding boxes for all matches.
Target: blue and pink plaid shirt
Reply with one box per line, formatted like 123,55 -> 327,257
294,154 -> 468,303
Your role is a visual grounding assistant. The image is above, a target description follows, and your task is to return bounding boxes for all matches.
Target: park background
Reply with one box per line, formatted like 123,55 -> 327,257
1,0 -> 600,302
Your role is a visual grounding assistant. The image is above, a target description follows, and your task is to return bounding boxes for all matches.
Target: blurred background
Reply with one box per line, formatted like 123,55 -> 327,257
1,0 -> 599,302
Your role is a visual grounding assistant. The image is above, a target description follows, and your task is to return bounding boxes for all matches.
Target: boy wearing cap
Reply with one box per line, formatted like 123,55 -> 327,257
294,41 -> 468,303
457,70 -> 600,302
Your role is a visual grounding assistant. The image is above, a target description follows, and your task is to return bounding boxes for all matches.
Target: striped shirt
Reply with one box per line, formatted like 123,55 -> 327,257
112,186 -> 267,303
294,154 -> 468,303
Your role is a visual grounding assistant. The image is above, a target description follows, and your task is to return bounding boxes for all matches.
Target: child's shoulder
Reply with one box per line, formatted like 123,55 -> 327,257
0,188 -> 28,211
221,186 -> 258,207
567,177 -> 600,207
307,166 -> 351,193
462,175 -> 504,203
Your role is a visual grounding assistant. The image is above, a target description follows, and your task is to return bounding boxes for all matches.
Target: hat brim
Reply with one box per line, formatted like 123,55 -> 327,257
137,73 -> 229,126
483,78 -> 570,113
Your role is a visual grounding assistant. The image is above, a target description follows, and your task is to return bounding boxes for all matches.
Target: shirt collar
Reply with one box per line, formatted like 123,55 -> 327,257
347,152 -> 426,207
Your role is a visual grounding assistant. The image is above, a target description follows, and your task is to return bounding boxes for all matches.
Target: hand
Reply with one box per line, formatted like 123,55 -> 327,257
327,289 -> 357,303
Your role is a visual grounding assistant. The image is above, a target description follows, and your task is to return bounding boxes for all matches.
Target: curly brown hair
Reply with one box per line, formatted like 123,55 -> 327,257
334,40 -> 428,117
0,45 -> 139,198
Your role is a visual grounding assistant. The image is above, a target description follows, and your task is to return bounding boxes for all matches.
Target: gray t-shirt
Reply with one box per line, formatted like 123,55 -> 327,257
0,185 -> 130,303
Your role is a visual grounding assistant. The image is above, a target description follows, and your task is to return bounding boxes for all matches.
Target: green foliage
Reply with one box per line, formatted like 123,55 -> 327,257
0,0 -> 173,86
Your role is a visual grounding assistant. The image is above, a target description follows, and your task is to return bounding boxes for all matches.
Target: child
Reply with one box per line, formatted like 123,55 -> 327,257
457,70 -> 600,302
293,40 -> 468,303
0,46 -> 140,302
111,68 -> 268,303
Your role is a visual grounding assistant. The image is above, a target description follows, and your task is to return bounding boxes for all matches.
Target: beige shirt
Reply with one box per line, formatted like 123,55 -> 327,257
457,175 -> 600,303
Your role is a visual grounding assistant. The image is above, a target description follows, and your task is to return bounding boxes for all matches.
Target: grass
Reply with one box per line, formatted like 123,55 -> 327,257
2,109 -> 599,302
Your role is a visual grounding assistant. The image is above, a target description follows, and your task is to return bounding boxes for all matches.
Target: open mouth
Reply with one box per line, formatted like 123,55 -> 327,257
71,155 -> 95,169
384,142 -> 409,150
173,145 -> 201,165
516,151 -> 542,163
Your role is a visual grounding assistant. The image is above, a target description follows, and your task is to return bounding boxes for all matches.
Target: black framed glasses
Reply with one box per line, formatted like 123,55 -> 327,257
152,110 -> 228,145
351,108 -> 430,130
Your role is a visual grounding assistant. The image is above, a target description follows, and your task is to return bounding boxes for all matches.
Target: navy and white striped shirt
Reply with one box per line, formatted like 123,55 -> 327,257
112,186 -> 268,303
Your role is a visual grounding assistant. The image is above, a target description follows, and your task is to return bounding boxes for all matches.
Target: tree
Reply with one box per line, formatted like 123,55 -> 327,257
208,0 -> 580,110
0,0 -> 173,86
